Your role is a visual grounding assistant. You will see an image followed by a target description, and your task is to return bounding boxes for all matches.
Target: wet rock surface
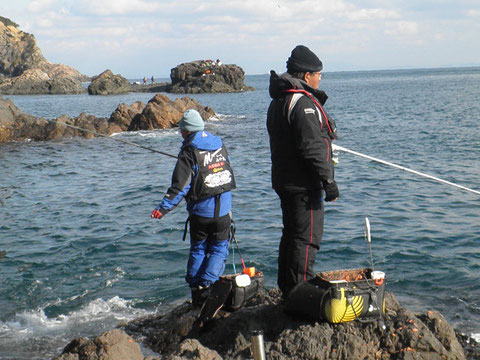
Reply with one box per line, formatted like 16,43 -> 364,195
51,288 -> 480,359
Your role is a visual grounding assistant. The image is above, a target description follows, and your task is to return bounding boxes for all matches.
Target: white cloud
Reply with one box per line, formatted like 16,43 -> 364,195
27,0 -> 60,12
73,0 -> 165,16
346,8 -> 400,21
384,21 -> 419,36
3,0 -> 477,76
465,9 -> 480,17
36,17 -> 54,28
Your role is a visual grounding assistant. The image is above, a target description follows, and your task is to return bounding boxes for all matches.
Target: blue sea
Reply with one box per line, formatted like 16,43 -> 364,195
1,68 -> 480,359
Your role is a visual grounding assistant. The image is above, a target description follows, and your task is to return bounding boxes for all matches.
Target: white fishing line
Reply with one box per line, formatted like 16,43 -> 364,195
333,144 -> 480,196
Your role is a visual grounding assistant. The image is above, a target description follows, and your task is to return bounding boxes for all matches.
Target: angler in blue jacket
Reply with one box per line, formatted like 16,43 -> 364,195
151,109 -> 236,305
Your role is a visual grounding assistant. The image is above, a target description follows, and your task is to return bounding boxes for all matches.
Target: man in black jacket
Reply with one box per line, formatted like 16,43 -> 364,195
266,45 -> 339,298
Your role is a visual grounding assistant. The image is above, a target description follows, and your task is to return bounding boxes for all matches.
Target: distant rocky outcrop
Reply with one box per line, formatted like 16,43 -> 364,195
88,70 -> 131,95
167,60 -> 254,94
130,82 -> 169,93
52,289 -> 480,360
0,66 -> 86,95
127,94 -> 215,131
0,17 -> 88,95
0,94 -> 215,142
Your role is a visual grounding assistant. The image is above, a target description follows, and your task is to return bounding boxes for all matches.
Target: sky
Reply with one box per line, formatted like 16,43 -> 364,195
1,0 -> 480,78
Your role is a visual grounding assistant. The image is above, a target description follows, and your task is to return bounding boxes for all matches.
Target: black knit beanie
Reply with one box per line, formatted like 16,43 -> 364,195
286,45 -> 323,73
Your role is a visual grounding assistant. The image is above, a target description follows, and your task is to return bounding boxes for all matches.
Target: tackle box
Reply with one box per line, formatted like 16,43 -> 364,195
286,268 -> 386,323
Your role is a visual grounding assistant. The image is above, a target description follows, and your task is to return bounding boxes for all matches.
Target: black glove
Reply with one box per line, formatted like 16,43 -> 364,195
324,180 -> 339,202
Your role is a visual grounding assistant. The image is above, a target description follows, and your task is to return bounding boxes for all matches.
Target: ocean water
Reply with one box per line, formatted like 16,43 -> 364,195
1,68 -> 480,359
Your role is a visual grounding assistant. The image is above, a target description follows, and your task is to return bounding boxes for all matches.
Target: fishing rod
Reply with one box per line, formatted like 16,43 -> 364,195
43,118 -> 178,159
332,144 -> 480,196
230,221 -> 247,273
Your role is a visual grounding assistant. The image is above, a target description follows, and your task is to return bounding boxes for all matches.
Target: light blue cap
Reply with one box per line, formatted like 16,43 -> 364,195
178,109 -> 205,132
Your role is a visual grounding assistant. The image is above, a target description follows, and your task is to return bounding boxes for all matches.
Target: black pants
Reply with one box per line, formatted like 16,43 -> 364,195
276,190 -> 324,296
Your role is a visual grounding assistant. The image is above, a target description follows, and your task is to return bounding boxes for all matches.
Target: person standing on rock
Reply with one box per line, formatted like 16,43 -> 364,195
266,45 -> 339,299
151,109 -> 236,305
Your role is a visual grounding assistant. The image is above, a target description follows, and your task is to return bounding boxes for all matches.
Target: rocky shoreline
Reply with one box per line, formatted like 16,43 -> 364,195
0,94 -> 215,143
52,288 -> 480,360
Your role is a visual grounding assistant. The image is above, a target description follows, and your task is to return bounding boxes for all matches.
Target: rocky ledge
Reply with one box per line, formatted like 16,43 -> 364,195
167,60 -> 254,94
0,94 -> 214,143
53,289 -> 480,360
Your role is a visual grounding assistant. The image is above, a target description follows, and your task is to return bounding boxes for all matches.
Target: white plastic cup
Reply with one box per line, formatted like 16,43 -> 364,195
235,273 -> 252,288
371,271 -> 385,280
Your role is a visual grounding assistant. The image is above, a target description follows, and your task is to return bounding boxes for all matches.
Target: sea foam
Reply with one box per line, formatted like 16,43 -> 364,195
0,296 -> 156,358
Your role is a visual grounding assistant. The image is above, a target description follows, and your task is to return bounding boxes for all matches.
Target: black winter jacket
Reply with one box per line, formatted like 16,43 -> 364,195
266,71 -> 336,192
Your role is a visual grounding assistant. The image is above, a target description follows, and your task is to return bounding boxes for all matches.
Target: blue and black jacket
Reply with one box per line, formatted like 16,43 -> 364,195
157,130 -> 234,218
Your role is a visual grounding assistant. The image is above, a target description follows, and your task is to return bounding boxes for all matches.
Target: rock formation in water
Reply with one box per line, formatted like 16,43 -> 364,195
88,69 -> 131,95
127,94 -> 215,131
167,60 -> 255,94
52,289 -> 480,360
0,16 -> 88,95
0,94 -> 215,142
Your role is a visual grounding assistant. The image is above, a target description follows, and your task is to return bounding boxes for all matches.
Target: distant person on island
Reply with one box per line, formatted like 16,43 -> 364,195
143,77 -> 147,85
151,109 -> 236,306
216,59 -> 222,66
266,45 -> 339,299
151,76 -> 154,84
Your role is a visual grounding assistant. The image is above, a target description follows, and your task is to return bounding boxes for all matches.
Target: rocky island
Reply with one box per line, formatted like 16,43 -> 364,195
52,288 -> 479,360
88,60 -> 255,95
167,60 -> 254,94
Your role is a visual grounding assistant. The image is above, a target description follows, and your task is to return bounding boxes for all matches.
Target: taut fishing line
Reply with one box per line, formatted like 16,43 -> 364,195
43,118 -> 178,159
333,144 -> 480,196
37,119 -> 479,196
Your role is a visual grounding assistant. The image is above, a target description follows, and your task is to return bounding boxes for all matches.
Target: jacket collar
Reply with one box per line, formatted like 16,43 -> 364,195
269,70 -> 328,105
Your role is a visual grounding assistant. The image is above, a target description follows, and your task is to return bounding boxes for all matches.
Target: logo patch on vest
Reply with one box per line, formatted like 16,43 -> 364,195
204,170 -> 233,188
304,108 -> 315,115
202,148 -> 225,166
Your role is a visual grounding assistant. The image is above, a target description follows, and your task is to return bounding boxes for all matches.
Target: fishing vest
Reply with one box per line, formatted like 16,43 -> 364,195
283,89 -> 338,140
187,145 -> 236,203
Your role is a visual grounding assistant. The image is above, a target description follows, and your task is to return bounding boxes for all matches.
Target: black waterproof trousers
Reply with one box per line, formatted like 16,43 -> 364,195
276,189 -> 324,296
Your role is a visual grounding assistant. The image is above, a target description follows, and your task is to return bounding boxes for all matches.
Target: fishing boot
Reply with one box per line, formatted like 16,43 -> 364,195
191,285 -> 210,307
